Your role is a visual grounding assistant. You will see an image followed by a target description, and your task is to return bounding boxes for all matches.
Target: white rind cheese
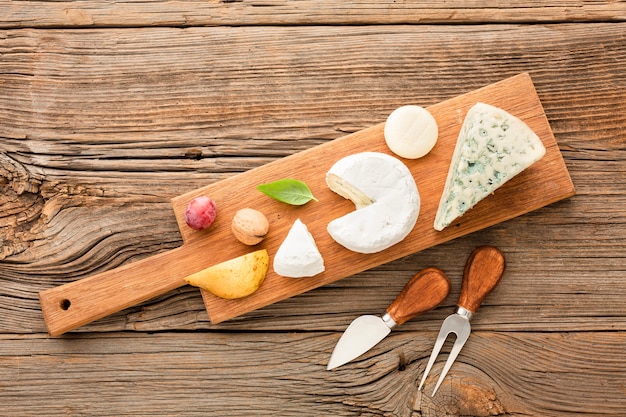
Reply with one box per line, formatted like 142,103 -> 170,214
434,102 -> 546,231
273,218 -> 325,278
326,152 -> 420,254
384,105 -> 439,159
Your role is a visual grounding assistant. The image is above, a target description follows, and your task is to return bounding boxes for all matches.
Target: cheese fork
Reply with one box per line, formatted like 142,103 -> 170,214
418,246 -> 506,396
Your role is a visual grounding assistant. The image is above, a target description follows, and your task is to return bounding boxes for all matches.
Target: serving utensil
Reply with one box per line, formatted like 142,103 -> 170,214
418,245 -> 506,396
327,267 -> 450,370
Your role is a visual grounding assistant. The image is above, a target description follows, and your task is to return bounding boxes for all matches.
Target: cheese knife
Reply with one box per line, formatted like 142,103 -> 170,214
327,267 -> 451,370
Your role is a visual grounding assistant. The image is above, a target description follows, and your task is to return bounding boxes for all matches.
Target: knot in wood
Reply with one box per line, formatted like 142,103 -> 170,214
0,153 -> 43,194
415,375 -> 506,416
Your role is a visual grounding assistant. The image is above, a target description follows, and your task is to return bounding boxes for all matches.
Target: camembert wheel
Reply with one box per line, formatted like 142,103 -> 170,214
326,152 -> 420,254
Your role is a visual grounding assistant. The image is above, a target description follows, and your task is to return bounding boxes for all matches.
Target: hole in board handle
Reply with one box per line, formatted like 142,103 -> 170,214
60,299 -> 71,311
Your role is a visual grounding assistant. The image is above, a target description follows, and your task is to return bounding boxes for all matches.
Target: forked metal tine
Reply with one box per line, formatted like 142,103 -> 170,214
419,310 -> 472,396
430,330 -> 469,396
418,326 -> 450,391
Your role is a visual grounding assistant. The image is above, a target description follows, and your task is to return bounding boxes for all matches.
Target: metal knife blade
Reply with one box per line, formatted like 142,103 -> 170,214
326,267 -> 451,370
327,314 -> 393,370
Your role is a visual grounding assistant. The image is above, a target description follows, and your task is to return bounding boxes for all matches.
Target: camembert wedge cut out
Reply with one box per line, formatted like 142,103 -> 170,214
273,218 -> 325,278
434,103 -> 546,231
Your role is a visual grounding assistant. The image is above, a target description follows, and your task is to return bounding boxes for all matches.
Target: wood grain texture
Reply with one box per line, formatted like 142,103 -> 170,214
1,331 -> 624,416
1,0 -> 625,28
1,11 -> 625,416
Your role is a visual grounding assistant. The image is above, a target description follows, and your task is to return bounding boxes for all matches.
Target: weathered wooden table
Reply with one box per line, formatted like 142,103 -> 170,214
1,2 -> 625,416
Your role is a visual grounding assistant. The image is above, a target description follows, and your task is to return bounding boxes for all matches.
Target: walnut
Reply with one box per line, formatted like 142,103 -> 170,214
231,208 -> 269,245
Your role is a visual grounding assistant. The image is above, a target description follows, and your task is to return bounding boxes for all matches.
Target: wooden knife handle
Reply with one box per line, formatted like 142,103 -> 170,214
39,246 -> 193,337
457,246 -> 506,314
386,267 -> 451,326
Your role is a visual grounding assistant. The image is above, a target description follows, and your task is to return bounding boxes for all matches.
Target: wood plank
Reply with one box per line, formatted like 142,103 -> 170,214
1,25 -> 623,146
0,24 -> 624,334
1,0 -> 625,28
1,331 -> 624,416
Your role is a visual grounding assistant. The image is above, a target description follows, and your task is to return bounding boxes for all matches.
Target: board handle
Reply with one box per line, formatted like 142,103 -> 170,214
39,246 -> 192,336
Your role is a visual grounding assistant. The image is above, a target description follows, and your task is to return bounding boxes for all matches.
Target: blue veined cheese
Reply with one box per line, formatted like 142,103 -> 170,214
274,218 -> 325,278
434,103 -> 546,231
326,152 -> 420,253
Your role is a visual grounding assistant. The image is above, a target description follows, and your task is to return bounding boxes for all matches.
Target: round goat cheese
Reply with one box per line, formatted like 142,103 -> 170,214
384,105 -> 438,159
326,152 -> 420,254
273,218 -> 325,278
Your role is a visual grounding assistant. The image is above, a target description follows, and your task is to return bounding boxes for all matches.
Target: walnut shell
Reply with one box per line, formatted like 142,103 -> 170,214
231,208 -> 269,245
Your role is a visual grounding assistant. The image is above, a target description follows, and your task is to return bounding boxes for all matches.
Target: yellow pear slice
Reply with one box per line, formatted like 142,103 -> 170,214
184,249 -> 269,299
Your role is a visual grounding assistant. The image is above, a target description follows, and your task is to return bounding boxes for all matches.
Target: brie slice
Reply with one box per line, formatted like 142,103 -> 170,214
273,218 -> 325,278
326,152 -> 420,254
434,102 -> 546,231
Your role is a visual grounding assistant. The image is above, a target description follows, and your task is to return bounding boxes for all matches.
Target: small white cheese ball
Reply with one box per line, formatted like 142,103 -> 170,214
384,105 -> 438,159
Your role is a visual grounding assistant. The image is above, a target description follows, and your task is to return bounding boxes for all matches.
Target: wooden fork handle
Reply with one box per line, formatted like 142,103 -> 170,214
457,246 -> 506,314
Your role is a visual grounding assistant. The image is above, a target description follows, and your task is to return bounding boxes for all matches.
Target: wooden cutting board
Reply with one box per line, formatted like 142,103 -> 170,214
39,73 -> 575,336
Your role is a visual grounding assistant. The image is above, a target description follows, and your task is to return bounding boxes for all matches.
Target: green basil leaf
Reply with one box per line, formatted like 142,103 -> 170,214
257,178 -> 318,205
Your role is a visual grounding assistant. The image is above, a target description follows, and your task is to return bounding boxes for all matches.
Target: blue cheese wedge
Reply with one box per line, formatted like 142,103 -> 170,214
326,152 -> 420,253
434,102 -> 546,231
273,218 -> 325,278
